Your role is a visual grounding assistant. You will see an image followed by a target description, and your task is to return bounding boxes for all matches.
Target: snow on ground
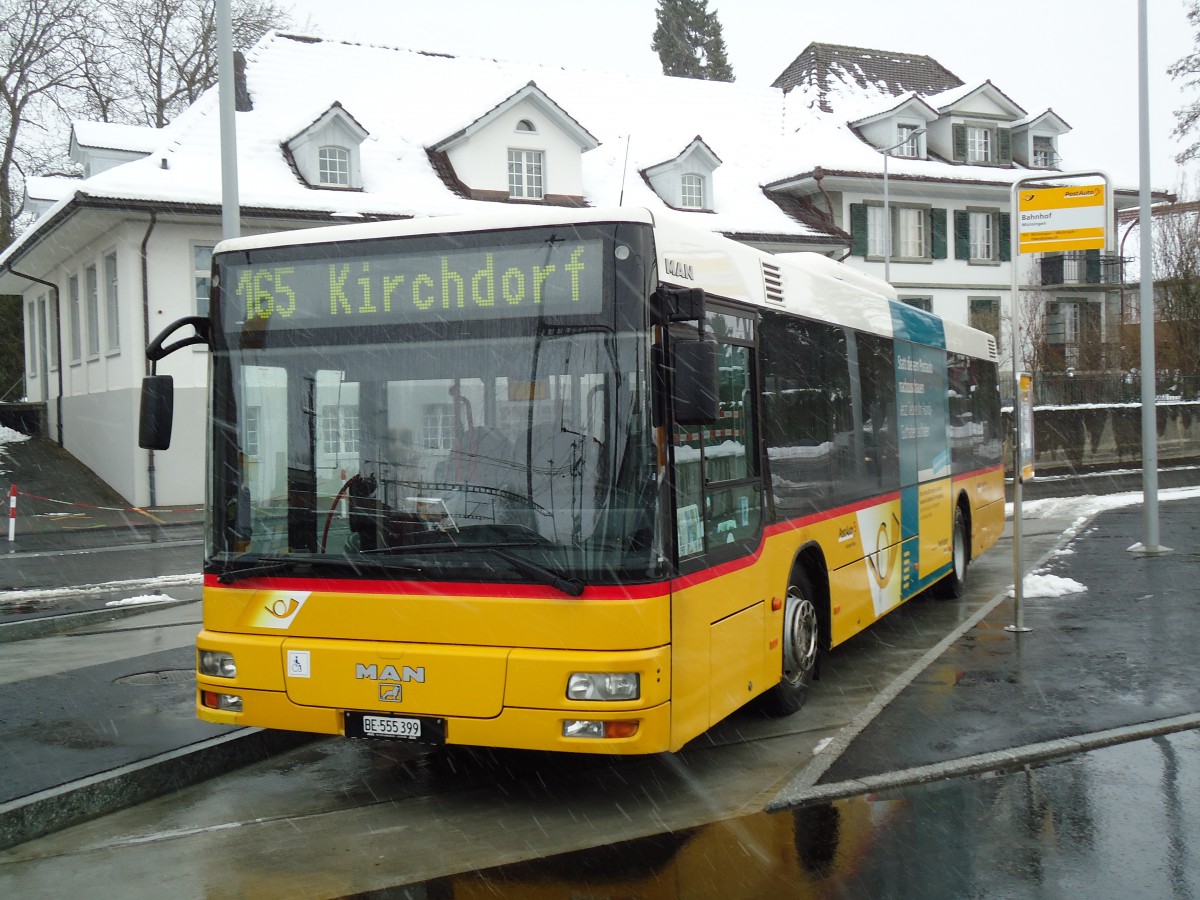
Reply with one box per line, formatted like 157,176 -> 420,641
1003,485 -> 1200,600
105,593 -> 187,608
0,425 -> 30,477
0,573 -> 201,605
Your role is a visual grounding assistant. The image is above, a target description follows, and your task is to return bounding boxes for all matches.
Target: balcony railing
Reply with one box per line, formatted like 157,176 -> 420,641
1039,253 -> 1127,287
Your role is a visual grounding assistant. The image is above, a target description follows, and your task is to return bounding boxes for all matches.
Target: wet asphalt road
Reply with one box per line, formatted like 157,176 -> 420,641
1,485 -> 1198,896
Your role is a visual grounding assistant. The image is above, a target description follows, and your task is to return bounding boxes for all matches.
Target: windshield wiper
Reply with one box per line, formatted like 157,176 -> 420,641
216,557 -> 423,584
474,546 -> 585,597
352,540 -> 584,596
216,559 -> 293,584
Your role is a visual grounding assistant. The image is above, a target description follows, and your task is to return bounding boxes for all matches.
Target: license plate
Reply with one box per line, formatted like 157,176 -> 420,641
344,711 -> 445,744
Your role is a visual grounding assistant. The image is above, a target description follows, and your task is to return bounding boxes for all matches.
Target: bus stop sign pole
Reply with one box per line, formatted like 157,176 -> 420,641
1007,171 -> 1111,634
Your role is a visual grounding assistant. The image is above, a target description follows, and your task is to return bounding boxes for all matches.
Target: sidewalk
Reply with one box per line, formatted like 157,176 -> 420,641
771,490 -> 1200,810
2,433 -> 202,553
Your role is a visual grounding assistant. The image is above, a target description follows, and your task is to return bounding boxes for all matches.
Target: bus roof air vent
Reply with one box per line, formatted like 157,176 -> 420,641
987,335 -> 998,360
762,261 -> 784,303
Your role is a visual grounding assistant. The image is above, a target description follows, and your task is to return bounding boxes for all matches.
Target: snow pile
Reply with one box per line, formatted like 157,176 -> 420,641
105,593 -> 184,608
1009,573 -> 1087,599
0,425 -> 30,477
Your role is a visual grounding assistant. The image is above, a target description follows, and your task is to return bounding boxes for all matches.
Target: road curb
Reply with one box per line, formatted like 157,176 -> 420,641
767,713 -> 1200,811
0,727 -> 318,851
0,599 -> 196,644
766,512 -> 1086,809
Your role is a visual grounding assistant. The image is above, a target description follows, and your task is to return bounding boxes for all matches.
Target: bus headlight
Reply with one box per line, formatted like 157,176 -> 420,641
567,672 -> 640,701
199,650 -> 237,678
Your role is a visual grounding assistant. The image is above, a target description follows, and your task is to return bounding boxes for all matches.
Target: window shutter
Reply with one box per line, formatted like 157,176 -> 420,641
1085,248 -> 1101,284
931,208 -> 948,259
998,213 -> 1011,261
997,128 -> 1012,164
954,210 -> 970,260
850,203 -> 869,256
953,124 -> 967,161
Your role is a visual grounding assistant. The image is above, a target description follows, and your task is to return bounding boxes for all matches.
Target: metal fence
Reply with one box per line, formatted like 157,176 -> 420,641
1029,374 -> 1200,406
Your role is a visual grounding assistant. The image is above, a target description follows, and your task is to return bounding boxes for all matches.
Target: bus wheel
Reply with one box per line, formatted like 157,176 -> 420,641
760,571 -> 820,716
932,504 -> 970,599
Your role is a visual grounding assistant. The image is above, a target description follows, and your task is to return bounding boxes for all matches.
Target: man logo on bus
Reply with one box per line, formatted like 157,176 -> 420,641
866,512 -> 901,589
379,683 -> 403,702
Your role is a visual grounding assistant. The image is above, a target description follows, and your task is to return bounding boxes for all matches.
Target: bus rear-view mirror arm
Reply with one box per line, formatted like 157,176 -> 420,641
139,316 -> 211,451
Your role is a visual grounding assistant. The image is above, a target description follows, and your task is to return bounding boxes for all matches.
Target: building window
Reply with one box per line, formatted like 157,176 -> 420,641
320,405 -> 359,455
85,263 -> 100,358
896,123 -> 921,158
47,295 -> 59,370
901,296 -> 933,312
507,149 -> 544,199
244,407 -> 261,458
26,301 -> 37,376
515,119 -> 536,133
69,274 -> 82,364
866,205 -> 928,259
1033,136 -> 1055,167
680,173 -> 705,209
318,146 -> 350,186
194,245 -> 214,318
966,126 -> 993,163
104,251 -> 120,353
422,403 -> 457,450
969,211 -> 996,261
969,296 -> 1001,340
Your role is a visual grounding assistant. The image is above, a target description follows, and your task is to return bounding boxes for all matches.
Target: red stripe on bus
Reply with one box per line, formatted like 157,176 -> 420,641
203,573 -> 668,601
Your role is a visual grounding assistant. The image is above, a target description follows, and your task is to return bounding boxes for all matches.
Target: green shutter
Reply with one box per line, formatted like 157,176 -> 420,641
850,203 -> 869,256
953,124 -> 967,161
997,128 -> 1012,164
931,208 -> 947,259
999,213 -> 1011,261
1085,248 -> 1101,283
954,210 -> 970,260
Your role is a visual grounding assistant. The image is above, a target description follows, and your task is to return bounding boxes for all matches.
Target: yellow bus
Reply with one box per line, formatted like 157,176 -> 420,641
140,207 -> 1004,755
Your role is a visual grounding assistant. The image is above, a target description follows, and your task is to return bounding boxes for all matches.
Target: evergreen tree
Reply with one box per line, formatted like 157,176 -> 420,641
1171,1 -> 1200,163
651,0 -> 734,82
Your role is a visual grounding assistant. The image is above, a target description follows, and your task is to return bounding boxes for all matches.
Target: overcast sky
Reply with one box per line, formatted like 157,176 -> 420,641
283,0 -> 1196,194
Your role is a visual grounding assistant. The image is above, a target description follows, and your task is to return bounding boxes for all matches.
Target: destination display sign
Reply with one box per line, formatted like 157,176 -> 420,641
222,239 -> 604,330
1017,185 -> 1106,254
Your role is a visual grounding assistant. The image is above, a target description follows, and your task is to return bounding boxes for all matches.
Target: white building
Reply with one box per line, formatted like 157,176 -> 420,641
0,35 -> 1151,506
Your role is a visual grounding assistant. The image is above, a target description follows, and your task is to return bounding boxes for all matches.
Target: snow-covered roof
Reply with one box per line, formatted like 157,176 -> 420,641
1,34 -> 1105,274
70,121 -> 163,154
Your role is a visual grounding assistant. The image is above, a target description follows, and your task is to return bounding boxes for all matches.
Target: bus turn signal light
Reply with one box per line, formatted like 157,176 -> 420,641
562,719 -> 640,739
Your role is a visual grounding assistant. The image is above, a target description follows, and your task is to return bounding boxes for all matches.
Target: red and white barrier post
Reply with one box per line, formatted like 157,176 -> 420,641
7,484 -> 16,543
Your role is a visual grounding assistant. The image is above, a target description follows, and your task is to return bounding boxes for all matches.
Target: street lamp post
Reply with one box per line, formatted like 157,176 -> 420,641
881,129 -> 925,284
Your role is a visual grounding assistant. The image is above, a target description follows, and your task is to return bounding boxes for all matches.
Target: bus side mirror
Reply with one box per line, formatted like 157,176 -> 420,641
673,339 -> 720,425
139,375 -> 175,450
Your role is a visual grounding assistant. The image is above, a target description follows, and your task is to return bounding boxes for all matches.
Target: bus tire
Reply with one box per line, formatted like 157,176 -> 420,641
759,569 -> 821,716
932,503 -> 970,599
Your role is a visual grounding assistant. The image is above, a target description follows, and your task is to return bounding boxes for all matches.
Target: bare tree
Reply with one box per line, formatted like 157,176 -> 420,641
82,0 -> 290,128
0,0 -> 96,249
1148,200 -> 1200,382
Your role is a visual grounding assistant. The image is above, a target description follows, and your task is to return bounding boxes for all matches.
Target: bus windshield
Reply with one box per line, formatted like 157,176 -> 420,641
208,223 -> 663,587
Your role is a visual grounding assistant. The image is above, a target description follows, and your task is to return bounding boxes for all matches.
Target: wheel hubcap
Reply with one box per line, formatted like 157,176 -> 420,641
782,585 -> 818,685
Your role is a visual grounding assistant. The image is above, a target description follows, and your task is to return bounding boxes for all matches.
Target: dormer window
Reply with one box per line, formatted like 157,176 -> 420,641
644,136 -> 721,212
680,174 -> 705,209
953,122 -> 1012,166
1033,136 -> 1055,167
516,119 -> 537,133
966,126 -> 992,163
508,149 -> 544,199
283,103 -> 369,191
896,124 -> 922,158
318,146 -> 351,186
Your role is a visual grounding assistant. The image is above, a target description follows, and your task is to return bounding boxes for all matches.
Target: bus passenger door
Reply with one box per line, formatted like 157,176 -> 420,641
668,306 -> 769,744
